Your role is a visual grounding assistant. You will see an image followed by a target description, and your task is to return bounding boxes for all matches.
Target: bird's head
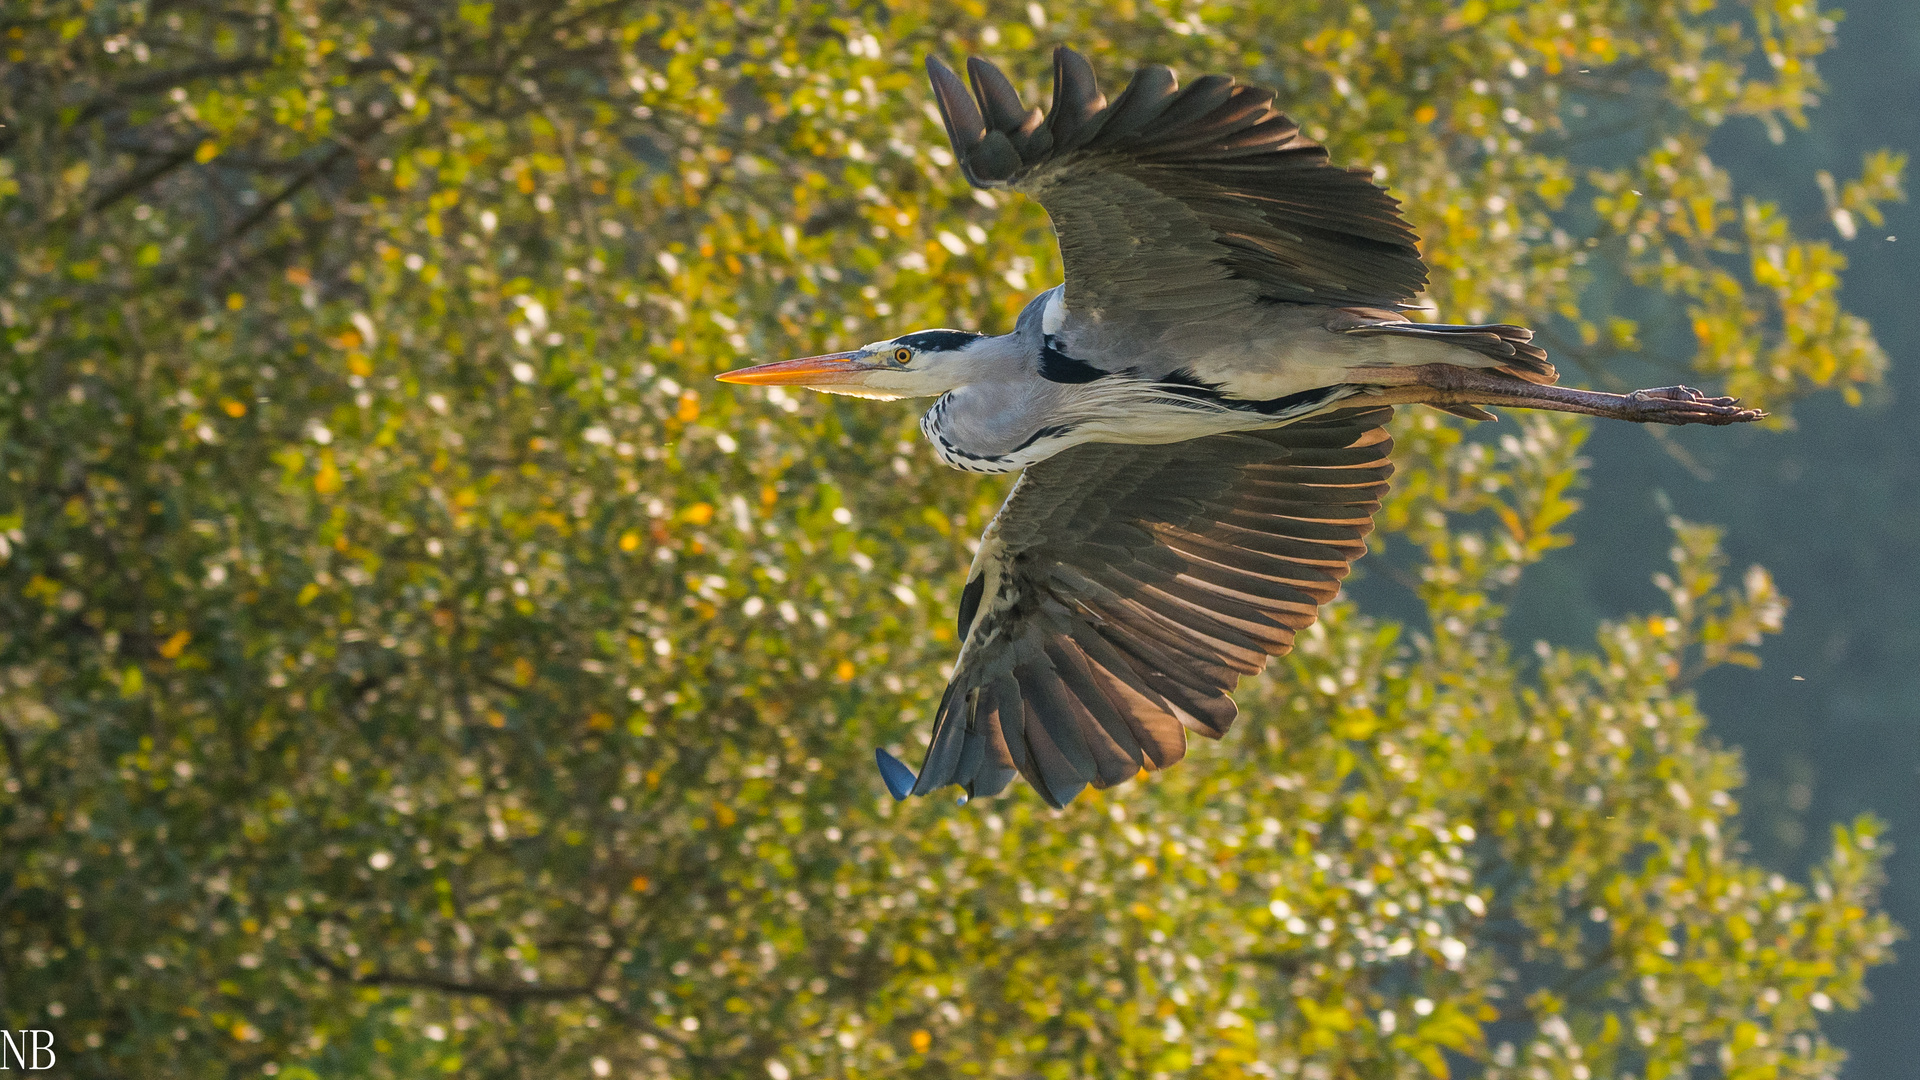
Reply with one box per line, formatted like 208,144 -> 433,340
716,329 -> 988,401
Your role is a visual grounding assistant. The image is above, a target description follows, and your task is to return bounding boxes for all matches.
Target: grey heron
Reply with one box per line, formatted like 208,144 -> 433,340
719,46 -> 1761,809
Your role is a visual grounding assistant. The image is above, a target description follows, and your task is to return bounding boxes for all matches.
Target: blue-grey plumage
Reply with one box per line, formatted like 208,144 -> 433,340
721,286 -> 1532,473
717,46 -> 1764,809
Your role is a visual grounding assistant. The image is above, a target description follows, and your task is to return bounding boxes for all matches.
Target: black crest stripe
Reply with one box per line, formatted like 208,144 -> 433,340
897,330 -> 984,352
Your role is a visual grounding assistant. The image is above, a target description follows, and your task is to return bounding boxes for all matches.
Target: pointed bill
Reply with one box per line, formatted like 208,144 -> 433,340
715,351 -> 882,386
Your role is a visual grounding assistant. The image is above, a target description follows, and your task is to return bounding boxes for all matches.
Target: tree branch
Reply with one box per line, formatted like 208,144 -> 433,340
302,946 -> 601,1003
90,143 -> 200,214
73,58 -> 275,126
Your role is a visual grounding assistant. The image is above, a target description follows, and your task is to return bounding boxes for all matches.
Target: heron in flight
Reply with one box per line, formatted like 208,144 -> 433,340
719,47 -> 1760,809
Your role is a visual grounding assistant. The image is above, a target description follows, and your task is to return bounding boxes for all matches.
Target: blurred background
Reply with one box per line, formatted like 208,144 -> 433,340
1,0 -> 1911,1076
1488,0 -> 1917,1068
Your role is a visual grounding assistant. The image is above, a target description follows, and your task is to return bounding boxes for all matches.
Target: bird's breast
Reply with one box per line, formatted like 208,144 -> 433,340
921,408 -> 1073,474
920,380 -> 1282,473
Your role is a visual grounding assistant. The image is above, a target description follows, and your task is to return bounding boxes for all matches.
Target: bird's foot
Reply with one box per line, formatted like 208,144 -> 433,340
1618,385 -> 1765,426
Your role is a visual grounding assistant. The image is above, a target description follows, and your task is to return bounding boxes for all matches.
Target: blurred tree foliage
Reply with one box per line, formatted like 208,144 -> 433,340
0,0 -> 1903,1077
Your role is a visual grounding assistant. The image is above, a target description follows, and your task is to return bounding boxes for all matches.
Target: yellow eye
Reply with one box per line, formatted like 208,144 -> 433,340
893,347 -> 912,363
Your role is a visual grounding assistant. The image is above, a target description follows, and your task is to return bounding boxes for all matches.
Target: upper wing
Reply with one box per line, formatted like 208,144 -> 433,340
925,47 -> 1428,323
912,406 -> 1395,808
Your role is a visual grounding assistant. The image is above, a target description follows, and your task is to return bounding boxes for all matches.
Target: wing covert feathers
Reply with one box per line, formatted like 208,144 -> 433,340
925,48 -> 1429,312
912,407 -> 1396,808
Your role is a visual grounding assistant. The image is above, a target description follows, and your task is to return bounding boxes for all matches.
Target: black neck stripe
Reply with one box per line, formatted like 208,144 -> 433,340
1158,368 -> 1346,416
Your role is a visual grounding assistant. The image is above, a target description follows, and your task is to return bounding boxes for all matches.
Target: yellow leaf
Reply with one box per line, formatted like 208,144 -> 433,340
1335,709 -> 1379,740
834,659 -> 856,681
1495,504 -> 1525,542
347,352 -> 373,377
1298,998 -> 1355,1033
315,453 -> 341,494
910,1029 -> 932,1053
1408,1042 -> 1450,1078
297,583 -> 321,605
196,141 -> 221,164
681,503 -> 714,526
221,399 -> 247,418
619,529 -> 641,552
158,630 -> 192,659
676,393 -> 700,422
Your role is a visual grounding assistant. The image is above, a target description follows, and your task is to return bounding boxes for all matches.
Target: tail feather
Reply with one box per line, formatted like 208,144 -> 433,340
1337,316 -> 1557,384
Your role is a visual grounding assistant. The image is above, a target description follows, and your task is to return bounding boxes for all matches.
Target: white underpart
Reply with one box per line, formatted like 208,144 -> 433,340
1059,376 -> 1278,443
1161,325 -> 1507,402
921,374 -> 1310,475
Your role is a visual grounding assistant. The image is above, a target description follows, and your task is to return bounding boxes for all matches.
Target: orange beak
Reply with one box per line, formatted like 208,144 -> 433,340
715,351 -> 883,387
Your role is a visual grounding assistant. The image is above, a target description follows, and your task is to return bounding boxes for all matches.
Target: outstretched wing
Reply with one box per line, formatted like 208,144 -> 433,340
925,47 -> 1427,323
913,406 -> 1395,808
